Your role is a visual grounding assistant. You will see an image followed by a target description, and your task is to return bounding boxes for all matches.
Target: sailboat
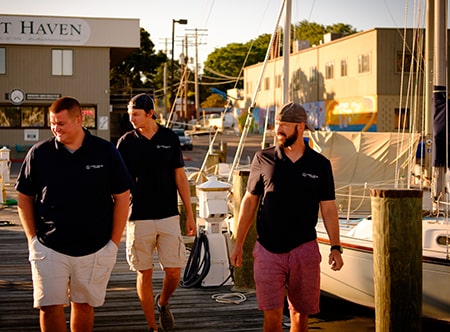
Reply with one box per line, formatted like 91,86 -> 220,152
311,1 -> 450,322
311,131 -> 450,322
190,0 -> 450,322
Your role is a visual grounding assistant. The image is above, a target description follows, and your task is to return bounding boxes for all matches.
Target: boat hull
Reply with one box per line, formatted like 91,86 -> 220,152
317,226 -> 450,322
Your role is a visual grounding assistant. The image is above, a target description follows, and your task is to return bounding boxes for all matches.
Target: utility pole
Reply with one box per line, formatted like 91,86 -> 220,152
186,28 -> 207,120
159,37 -> 170,118
184,35 -> 189,122
171,19 -> 188,113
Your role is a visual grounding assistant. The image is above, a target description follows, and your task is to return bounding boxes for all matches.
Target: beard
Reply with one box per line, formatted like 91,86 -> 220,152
277,126 -> 298,148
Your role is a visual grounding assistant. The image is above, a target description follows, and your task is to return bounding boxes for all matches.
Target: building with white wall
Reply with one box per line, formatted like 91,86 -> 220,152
240,28 -> 449,133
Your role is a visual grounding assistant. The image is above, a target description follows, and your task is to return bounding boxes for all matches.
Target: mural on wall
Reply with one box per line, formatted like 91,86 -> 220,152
325,96 -> 377,132
236,97 -> 376,134
303,101 -> 325,130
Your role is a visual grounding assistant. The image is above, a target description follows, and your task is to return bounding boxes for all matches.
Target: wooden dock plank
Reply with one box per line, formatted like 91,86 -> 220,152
0,224 -> 265,332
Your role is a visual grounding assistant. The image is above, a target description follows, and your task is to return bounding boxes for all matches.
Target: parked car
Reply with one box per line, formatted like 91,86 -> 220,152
173,128 -> 193,150
196,112 -> 236,131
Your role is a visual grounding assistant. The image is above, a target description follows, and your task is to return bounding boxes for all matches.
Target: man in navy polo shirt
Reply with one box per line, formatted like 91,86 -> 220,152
117,93 -> 196,332
16,96 -> 132,332
230,102 -> 344,332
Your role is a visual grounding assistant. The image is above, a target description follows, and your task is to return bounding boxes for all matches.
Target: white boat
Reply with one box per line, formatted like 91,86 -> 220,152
316,217 -> 450,322
310,131 -> 450,322
195,0 -> 450,323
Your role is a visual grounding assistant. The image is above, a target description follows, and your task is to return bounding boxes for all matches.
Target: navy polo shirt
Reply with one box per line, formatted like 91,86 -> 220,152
116,125 -> 184,220
247,143 -> 336,253
16,130 -> 133,257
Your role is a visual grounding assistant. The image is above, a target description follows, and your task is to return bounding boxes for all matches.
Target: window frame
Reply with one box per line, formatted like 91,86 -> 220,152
0,104 -> 97,129
0,48 -> 5,75
52,49 -> 73,76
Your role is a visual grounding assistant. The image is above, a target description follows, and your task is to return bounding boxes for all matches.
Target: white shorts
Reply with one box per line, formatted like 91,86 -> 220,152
28,237 -> 118,308
126,216 -> 186,271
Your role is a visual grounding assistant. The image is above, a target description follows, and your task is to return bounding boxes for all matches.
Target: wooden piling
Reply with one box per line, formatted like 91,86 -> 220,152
178,180 -> 197,236
231,167 -> 257,291
370,188 -> 423,332
205,153 -> 220,174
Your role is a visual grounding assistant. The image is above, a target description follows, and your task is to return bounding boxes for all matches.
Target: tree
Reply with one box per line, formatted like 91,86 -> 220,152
202,34 -> 271,93
292,20 -> 358,47
201,93 -> 228,108
110,28 -> 167,94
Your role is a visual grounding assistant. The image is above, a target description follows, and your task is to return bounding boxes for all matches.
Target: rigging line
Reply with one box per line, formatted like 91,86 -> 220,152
228,0 -> 287,182
232,0 -> 274,90
166,65 -> 189,128
202,0 -> 215,31
199,80 -> 243,85
202,68 -> 239,80
382,0 -> 407,29
394,0 -> 411,188
307,0 -> 316,21
409,1 -> 427,191
199,75 -> 239,81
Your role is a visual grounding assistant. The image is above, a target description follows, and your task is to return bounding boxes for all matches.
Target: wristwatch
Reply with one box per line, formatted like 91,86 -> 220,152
330,245 -> 343,254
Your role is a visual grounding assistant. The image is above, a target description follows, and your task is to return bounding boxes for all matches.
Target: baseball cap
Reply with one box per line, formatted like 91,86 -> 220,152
128,93 -> 157,118
275,102 -> 315,131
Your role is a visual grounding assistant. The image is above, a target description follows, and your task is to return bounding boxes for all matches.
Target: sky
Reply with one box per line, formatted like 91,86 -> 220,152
1,0 -> 444,65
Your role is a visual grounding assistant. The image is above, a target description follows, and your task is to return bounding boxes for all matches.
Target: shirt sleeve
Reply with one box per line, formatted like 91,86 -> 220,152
246,151 -> 264,196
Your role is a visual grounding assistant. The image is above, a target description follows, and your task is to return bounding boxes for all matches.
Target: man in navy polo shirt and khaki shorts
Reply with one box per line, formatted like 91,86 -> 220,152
117,93 -> 196,332
16,96 -> 132,332
230,102 -> 344,332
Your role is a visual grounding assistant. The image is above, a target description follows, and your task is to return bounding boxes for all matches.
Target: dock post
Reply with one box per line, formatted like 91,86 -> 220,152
370,188 -> 423,332
178,180 -> 197,236
231,168 -> 257,291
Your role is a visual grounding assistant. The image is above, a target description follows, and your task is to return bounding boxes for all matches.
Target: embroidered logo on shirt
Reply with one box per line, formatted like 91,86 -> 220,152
156,145 -> 171,149
86,164 -> 104,170
302,172 -> 318,179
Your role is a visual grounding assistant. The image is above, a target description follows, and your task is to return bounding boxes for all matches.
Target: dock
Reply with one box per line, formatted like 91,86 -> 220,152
1,162 -> 448,331
0,223 -> 265,331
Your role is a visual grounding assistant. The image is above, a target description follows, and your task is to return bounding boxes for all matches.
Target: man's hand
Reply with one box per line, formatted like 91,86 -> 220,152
230,244 -> 244,267
328,251 -> 344,271
185,216 -> 196,236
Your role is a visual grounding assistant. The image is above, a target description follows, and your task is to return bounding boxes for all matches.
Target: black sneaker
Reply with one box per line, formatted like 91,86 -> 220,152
155,293 -> 174,331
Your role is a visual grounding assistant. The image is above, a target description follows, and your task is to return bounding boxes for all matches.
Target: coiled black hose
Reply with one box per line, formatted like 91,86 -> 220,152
180,231 -> 211,288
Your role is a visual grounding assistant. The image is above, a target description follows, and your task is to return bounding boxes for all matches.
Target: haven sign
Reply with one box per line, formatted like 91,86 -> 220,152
0,16 -> 90,45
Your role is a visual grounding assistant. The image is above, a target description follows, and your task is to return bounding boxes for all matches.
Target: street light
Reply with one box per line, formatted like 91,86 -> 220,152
171,18 -> 188,113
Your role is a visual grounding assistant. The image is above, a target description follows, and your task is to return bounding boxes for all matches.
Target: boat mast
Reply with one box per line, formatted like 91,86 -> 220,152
425,0 -> 434,136
283,0 -> 291,104
431,0 -> 448,209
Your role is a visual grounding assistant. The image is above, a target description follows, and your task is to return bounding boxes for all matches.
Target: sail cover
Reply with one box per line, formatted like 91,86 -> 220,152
308,131 -> 420,213
432,85 -> 449,167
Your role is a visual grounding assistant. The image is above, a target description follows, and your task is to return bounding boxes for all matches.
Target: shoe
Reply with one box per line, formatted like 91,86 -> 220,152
155,293 -> 174,331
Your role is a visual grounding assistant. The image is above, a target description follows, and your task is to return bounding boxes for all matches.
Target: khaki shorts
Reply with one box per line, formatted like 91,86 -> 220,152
126,216 -> 186,271
28,237 -> 118,308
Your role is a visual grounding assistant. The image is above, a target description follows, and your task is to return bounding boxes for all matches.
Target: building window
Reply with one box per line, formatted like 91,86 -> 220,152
246,82 -> 252,94
264,77 -> 270,90
340,59 -> 348,77
275,75 -> 282,88
358,53 -> 370,73
22,107 -> 46,127
396,51 -> 422,73
309,66 -> 317,83
52,49 -> 73,76
81,106 -> 96,128
0,48 -> 5,74
0,104 -> 96,129
394,108 -> 409,130
325,62 -> 334,79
